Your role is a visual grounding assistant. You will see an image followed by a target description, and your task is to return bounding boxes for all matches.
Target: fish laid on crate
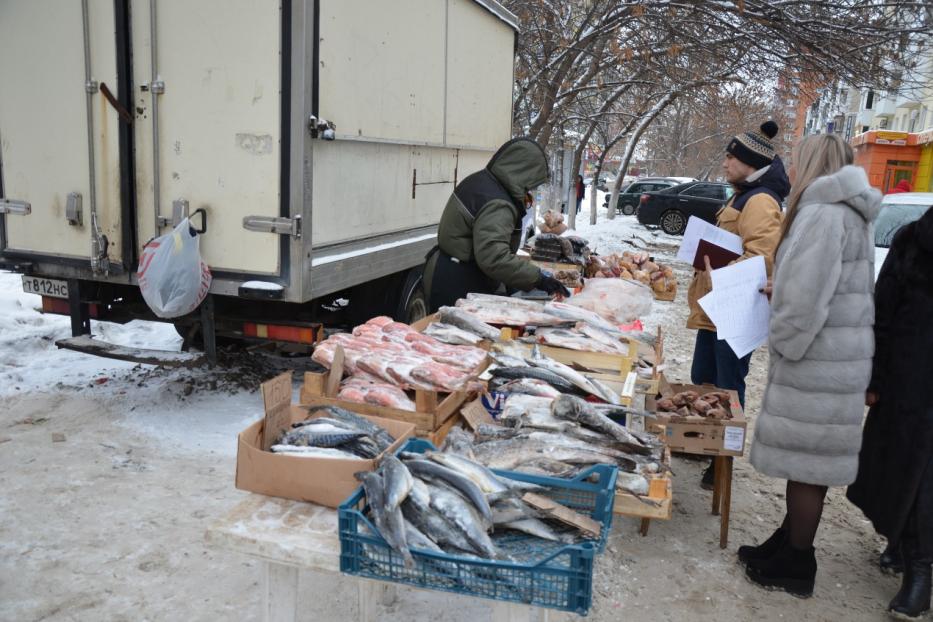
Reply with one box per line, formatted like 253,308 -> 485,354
454,299 -> 570,328
534,327 -> 627,355
487,377 -> 562,399
356,447 -> 584,565
422,322 -> 484,346
528,345 -> 619,404
541,301 -> 623,336
436,306 -> 501,341
489,366 -> 588,397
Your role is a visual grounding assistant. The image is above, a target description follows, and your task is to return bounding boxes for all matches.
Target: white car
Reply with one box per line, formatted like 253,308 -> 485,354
873,192 -> 933,280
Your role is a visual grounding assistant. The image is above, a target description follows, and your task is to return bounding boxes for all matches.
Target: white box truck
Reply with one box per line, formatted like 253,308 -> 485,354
0,0 -> 517,363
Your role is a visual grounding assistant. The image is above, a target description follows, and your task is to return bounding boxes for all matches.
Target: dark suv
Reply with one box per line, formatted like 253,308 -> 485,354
637,181 -> 734,234
603,178 -> 680,215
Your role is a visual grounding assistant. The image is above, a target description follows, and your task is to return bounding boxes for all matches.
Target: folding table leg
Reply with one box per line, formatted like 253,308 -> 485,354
639,518 -> 651,536
719,457 -> 734,549
711,457 -> 722,516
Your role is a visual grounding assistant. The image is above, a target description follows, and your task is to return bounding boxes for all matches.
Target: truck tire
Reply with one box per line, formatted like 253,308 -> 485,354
396,266 -> 427,324
660,209 -> 687,235
620,202 -> 637,216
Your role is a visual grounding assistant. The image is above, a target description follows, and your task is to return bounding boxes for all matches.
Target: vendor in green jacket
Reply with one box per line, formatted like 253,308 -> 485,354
424,137 -> 570,311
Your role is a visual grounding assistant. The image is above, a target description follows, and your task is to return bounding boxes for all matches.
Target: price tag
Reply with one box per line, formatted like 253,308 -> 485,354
723,426 -> 745,452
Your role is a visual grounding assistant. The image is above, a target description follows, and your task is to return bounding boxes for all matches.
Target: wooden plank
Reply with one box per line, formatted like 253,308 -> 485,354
415,390 -> 438,415
613,476 -> 672,520
324,346 -> 344,398
427,414 -> 462,446
303,371 -> 325,399
719,456 -> 733,549
300,396 -> 435,432
55,335 -> 205,367
522,492 -> 601,538
460,398 -> 493,431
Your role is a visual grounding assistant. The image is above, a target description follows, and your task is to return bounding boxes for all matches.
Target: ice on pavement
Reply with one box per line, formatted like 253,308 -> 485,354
0,270 -> 259,455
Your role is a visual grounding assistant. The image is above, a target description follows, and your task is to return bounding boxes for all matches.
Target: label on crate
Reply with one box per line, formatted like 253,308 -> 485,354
481,391 -> 508,418
723,426 -> 745,452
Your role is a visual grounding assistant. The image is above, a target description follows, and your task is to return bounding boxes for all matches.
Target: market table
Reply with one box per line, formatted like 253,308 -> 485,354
205,493 -> 560,622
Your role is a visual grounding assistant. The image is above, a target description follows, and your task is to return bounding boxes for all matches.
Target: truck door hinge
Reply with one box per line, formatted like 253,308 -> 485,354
242,214 -> 302,238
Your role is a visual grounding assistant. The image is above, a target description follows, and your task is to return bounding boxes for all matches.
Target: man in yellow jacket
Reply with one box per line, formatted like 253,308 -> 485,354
687,121 -> 789,487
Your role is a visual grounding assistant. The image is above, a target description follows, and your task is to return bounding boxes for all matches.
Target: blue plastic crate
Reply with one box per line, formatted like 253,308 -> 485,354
338,439 -> 618,615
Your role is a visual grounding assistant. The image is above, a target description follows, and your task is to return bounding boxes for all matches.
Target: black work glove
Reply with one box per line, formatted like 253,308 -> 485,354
536,271 -> 571,298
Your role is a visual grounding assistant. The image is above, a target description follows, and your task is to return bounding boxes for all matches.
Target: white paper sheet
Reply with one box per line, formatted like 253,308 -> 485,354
676,216 -> 744,265
697,255 -> 771,357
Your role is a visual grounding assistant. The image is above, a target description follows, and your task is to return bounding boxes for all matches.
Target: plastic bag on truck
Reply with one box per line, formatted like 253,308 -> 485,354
566,278 -> 652,324
137,218 -> 212,319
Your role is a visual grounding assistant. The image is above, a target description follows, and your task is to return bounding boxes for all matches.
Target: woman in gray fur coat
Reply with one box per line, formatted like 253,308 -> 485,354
738,134 -> 881,597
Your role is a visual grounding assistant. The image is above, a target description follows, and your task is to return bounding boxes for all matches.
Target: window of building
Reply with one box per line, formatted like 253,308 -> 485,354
865,89 -> 874,110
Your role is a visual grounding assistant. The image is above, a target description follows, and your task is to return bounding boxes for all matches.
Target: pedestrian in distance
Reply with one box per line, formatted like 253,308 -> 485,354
741,133 -> 881,598
687,120 -> 789,489
423,137 -> 571,312
847,205 -> 933,620
575,174 -> 585,214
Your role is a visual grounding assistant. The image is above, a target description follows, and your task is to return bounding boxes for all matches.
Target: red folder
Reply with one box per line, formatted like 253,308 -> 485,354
693,238 -> 741,270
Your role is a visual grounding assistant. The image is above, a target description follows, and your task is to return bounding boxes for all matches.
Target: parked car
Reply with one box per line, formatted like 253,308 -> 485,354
637,182 -> 734,234
873,192 -> 933,280
603,177 -> 680,215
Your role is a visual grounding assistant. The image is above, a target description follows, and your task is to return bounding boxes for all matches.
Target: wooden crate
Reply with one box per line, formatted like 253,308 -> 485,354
613,447 -> 673,519
300,366 -> 481,438
614,475 -> 672,520
645,378 -> 748,457
653,286 -> 677,302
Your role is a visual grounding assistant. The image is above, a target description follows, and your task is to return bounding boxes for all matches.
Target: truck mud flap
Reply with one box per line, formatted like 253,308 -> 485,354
55,335 -> 205,368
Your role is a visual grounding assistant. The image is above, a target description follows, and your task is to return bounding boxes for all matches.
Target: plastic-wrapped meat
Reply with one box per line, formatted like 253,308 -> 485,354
411,361 -> 471,392
337,382 -> 416,411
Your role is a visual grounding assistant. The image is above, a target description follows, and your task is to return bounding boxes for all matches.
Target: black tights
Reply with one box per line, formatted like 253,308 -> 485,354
779,480 -> 829,550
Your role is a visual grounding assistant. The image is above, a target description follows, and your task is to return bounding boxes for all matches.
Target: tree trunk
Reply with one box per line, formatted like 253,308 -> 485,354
607,91 -> 679,219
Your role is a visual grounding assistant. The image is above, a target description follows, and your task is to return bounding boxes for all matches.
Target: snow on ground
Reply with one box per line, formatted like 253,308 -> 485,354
0,270 -> 260,455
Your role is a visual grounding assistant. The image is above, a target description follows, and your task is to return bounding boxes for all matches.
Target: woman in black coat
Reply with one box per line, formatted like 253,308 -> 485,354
847,205 -> 933,620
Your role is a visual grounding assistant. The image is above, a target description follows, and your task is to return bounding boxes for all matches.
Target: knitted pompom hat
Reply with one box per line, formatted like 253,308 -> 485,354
726,121 -> 779,170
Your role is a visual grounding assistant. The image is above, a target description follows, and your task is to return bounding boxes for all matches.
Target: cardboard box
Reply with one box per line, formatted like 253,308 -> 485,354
645,377 -> 747,457
235,372 -> 415,507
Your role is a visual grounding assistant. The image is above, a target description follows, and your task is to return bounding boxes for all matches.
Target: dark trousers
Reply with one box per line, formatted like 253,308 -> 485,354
427,249 -> 497,313
691,328 -> 752,409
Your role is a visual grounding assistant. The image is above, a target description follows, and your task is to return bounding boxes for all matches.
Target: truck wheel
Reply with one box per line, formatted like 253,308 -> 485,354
396,266 -> 427,324
660,209 -> 687,235
621,202 -> 636,216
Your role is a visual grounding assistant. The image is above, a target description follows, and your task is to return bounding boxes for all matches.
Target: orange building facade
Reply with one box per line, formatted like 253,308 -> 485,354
850,130 -> 933,193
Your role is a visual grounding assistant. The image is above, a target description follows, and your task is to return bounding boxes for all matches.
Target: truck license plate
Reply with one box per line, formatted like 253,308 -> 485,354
22,276 -> 69,299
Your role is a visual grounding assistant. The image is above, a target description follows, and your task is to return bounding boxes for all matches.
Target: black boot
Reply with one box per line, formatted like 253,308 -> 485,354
881,541 -> 905,576
888,549 -> 931,620
738,527 -> 787,566
701,462 -> 715,490
745,541 -> 817,598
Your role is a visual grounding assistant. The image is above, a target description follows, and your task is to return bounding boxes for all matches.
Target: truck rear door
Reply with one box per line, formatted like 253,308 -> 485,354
0,1 -> 126,271
130,0 -> 285,280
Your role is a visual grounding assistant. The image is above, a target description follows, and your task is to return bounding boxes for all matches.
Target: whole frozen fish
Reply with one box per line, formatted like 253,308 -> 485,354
616,471 -> 650,496
306,405 -> 396,450
437,306 -> 501,341
356,471 -> 413,567
404,458 -> 493,527
382,455 -> 413,511
550,394 -> 651,455
528,345 -> 605,398
543,301 -> 623,335
493,378 -> 562,399
426,481 -> 498,558
404,518 -> 444,554
422,322 -> 484,346
402,480 -> 479,555
500,518 -> 567,543
270,445 -> 362,459
279,426 -> 369,448
489,366 -> 586,396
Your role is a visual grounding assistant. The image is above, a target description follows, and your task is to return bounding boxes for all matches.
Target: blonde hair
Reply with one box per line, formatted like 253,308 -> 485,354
778,134 -> 854,247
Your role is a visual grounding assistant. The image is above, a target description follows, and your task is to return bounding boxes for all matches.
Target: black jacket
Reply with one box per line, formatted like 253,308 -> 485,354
847,206 -> 933,555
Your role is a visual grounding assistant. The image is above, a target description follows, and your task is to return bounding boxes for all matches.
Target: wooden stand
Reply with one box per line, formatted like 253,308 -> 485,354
710,455 -> 734,549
